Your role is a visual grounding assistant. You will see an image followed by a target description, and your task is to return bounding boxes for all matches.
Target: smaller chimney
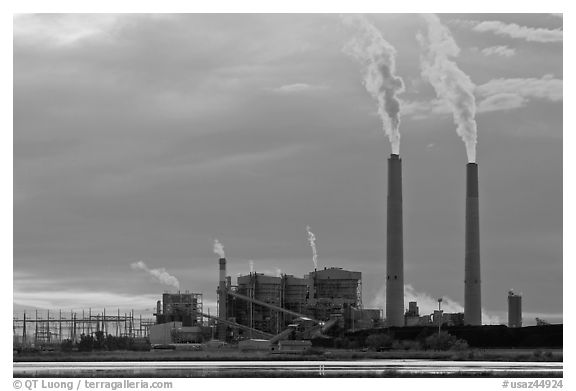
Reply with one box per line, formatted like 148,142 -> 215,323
218,257 -> 227,340
219,258 -> 226,283
508,290 -> 522,328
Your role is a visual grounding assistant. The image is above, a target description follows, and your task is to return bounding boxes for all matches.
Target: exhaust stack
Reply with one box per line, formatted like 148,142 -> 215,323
386,153 -> 404,327
218,257 -> 227,339
464,163 -> 482,325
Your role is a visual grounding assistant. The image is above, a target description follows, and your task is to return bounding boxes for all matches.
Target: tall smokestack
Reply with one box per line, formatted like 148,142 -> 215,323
465,163 -> 482,325
386,153 -> 404,327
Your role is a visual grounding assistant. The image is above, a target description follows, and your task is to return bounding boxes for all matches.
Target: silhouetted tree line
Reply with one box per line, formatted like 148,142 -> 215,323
331,331 -> 467,351
60,331 -> 151,352
339,324 -> 562,349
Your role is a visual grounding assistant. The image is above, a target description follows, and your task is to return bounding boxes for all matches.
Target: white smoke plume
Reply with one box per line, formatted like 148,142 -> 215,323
306,225 -> 318,270
249,260 -> 254,274
213,239 -> 225,259
276,268 -> 282,277
130,260 -> 180,290
372,283 -> 501,325
342,14 -> 405,154
418,14 -> 478,163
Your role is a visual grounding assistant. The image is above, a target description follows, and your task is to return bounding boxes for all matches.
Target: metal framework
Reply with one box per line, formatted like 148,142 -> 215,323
13,309 -> 155,347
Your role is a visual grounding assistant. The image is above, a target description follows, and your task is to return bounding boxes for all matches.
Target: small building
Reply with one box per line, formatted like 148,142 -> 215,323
443,312 -> 465,326
149,321 -> 180,345
433,311 -> 464,327
404,301 -> 420,326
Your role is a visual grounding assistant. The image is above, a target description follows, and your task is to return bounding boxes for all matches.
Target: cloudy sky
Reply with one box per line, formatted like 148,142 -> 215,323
13,14 -> 562,325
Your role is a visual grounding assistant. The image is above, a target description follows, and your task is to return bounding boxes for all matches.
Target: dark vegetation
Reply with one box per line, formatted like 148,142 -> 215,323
358,331 -> 468,351
14,346 -> 562,363
14,326 -> 562,364
342,324 -> 562,349
62,331 -> 151,353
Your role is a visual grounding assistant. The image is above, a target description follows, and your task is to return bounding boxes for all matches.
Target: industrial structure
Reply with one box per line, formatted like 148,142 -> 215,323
145,249 -> 379,348
143,257 -> 378,347
149,292 -> 210,344
403,301 -> 464,327
404,301 -> 431,326
155,292 -> 203,326
230,267 -> 369,334
465,162 -> 482,325
386,154 -> 405,327
508,290 -> 522,328
13,309 -> 154,348
143,160 -> 490,347
15,145 -> 545,353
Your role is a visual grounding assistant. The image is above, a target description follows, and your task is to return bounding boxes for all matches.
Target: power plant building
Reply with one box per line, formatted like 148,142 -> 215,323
308,267 -> 361,316
281,274 -> 309,315
155,292 -> 203,326
229,267 -> 364,334
235,273 -> 283,334
202,255 -> 383,340
308,268 -> 361,304
150,292 -> 208,345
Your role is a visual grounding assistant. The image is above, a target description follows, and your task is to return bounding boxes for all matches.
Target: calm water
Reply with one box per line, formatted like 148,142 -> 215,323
14,360 -> 563,377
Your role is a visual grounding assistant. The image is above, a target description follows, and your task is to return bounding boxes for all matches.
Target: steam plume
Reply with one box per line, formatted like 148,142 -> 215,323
276,268 -> 282,277
342,14 -> 405,154
249,260 -> 254,274
418,14 -> 478,162
306,225 -> 318,270
213,239 -> 225,258
130,260 -> 180,290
